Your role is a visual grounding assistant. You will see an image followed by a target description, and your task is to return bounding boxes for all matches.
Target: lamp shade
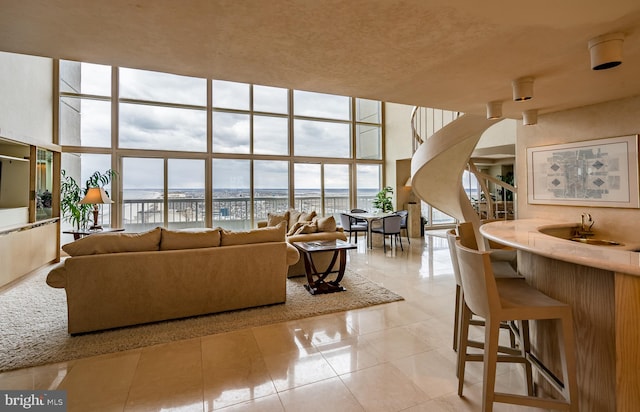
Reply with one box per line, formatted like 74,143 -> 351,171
512,77 -> 534,101
523,109 -> 538,125
486,101 -> 503,119
80,187 -> 113,204
589,32 -> 624,70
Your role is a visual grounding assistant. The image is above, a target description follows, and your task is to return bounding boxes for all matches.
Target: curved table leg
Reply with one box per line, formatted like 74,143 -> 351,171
302,249 -> 348,295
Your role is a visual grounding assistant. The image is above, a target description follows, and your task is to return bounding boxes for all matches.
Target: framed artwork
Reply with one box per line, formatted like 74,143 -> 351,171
527,135 -> 639,208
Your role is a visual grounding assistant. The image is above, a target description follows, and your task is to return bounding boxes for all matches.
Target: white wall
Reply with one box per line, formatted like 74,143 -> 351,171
516,95 -> 640,241
0,51 -> 53,145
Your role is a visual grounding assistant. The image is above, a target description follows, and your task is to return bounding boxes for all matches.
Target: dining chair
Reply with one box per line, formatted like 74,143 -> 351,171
455,239 -> 578,412
350,208 -> 368,226
370,214 -> 403,253
339,213 -> 367,244
395,210 -> 410,244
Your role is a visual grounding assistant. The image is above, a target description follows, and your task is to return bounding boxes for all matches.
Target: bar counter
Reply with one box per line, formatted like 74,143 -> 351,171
481,219 -> 640,412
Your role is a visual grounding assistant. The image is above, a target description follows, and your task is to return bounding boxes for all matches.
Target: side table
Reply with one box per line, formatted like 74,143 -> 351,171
292,240 -> 357,295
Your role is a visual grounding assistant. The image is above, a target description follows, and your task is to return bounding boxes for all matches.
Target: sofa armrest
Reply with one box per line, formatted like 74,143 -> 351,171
46,262 -> 67,288
286,243 -> 300,266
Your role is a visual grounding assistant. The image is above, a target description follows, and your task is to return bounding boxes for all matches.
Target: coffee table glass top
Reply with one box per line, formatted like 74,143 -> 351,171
292,239 -> 356,252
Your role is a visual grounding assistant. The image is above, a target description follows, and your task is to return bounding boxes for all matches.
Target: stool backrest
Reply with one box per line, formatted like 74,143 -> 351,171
446,229 -> 462,287
455,239 -> 499,319
457,221 -> 479,250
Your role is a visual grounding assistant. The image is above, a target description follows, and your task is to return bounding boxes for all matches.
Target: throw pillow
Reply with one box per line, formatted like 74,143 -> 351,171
287,209 -> 302,229
62,227 -> 162,256
160,228 -> 221,250
221,221 -> 286,246
299,211 -> 317,222
314,215 -> 337,232
287,221 -> 308,236
267,211 -> 289,229
294,221 -> 318,235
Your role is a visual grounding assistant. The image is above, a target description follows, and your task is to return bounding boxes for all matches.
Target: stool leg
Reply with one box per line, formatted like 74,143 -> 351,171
517,320 -> 534,396
453,284 -> 461,352
559,312 -> 578,411
482,318 -> 500,412
457,302 -> 472,395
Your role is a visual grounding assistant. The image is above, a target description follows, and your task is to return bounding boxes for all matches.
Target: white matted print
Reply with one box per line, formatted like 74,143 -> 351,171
527,135 -> 639,208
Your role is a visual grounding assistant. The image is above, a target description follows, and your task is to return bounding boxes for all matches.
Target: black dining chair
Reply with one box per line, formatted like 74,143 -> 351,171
350,208 -> 368,226
339,213 -> 368,244
395,210 -> 410,244
370,214 -> 403,252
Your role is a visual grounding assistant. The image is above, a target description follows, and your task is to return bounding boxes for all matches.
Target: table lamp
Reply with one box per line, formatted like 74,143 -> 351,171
79,187 -> 113,230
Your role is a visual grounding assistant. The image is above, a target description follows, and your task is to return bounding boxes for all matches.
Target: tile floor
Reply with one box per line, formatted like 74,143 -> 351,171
0,231 -> 549,411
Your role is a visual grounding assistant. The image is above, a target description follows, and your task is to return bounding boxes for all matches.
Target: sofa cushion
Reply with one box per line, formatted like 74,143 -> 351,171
314,215 -> 337,232
267,211 -> 290,229
160,228 -> 221,250
221,221 -> 286,246
299,211 -> 317,222
62,227 -> 162,256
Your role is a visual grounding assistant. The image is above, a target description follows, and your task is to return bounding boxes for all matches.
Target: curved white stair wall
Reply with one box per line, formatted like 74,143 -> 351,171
410,113 -> 499,223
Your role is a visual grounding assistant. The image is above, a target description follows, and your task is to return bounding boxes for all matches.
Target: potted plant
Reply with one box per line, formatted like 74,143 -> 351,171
60,169 -> 117,230
372,186 -> 394,212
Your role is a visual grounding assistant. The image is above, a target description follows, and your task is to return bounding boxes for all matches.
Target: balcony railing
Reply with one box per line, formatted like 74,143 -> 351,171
118,196 -> 376,232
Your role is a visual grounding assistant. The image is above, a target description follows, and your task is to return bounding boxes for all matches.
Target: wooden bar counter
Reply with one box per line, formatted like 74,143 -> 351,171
480,219 -> 640,412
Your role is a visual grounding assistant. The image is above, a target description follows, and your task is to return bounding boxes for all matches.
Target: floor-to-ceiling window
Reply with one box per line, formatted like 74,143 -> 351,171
58,61 -> 384,232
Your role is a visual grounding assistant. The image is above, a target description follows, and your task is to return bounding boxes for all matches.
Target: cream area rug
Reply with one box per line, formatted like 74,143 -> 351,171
0,268 -> 403,372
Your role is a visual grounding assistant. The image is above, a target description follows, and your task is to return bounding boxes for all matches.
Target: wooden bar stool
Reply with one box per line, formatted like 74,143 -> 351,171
455,239 -> 578,412
447,226 -> 520,353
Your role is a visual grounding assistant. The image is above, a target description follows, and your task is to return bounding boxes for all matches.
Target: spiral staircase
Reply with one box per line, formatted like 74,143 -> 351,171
408,109 -> 516,244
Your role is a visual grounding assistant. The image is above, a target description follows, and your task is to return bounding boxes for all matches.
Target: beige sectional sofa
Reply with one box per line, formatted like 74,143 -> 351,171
257,209 -> 348,277
47,224 -> 299,334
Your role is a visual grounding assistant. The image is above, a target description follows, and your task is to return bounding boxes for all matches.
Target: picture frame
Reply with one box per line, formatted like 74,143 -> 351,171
527,135 -> 640,208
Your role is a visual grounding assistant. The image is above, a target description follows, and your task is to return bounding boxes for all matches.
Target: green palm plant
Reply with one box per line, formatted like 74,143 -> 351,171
60,169 -> 117,230
372,186 -> 394,212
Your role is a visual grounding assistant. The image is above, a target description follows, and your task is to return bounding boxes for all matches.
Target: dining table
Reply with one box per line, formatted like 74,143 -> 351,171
344,211 -> 396,248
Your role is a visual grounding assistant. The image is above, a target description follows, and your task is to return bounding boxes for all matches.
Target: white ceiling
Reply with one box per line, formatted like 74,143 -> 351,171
1,1 -> 639,120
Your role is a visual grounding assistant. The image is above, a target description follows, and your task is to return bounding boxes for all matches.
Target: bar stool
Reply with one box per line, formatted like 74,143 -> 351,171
455,239 -> 578,412
447,226 -> 520,353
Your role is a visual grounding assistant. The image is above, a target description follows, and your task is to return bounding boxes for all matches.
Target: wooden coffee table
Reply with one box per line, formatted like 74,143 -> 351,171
292,240 -> 357,295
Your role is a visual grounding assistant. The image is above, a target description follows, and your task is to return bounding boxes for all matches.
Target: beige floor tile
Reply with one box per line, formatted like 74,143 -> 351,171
360,326 -> 430,362
58,351 -> 140,412
252,321 -> 316,357
202,329 -> 277,410
277,376 -> 364,412
315,335 -> 384,375
262,350 -> 337,392
124,338 -> 204,412
212,393 -> 284,411
341,362 -> 430,412
391,349 -> 461,400
297,312 -> 358,347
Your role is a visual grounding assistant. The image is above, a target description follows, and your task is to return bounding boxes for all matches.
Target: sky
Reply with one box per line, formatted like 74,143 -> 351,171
61,62 -> 382,190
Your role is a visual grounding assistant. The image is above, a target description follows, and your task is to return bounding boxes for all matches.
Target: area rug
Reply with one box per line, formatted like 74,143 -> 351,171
0,268 -> 403,372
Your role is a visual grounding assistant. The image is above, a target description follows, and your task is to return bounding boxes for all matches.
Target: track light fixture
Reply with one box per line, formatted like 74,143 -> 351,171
512,77 -> 534,101
523,109 -> 538,126
589,32 -> 624,70
486,101 -> 503,119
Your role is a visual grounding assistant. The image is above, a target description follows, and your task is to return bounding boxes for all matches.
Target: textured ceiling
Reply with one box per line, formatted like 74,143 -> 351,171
1,0 -> 639,119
